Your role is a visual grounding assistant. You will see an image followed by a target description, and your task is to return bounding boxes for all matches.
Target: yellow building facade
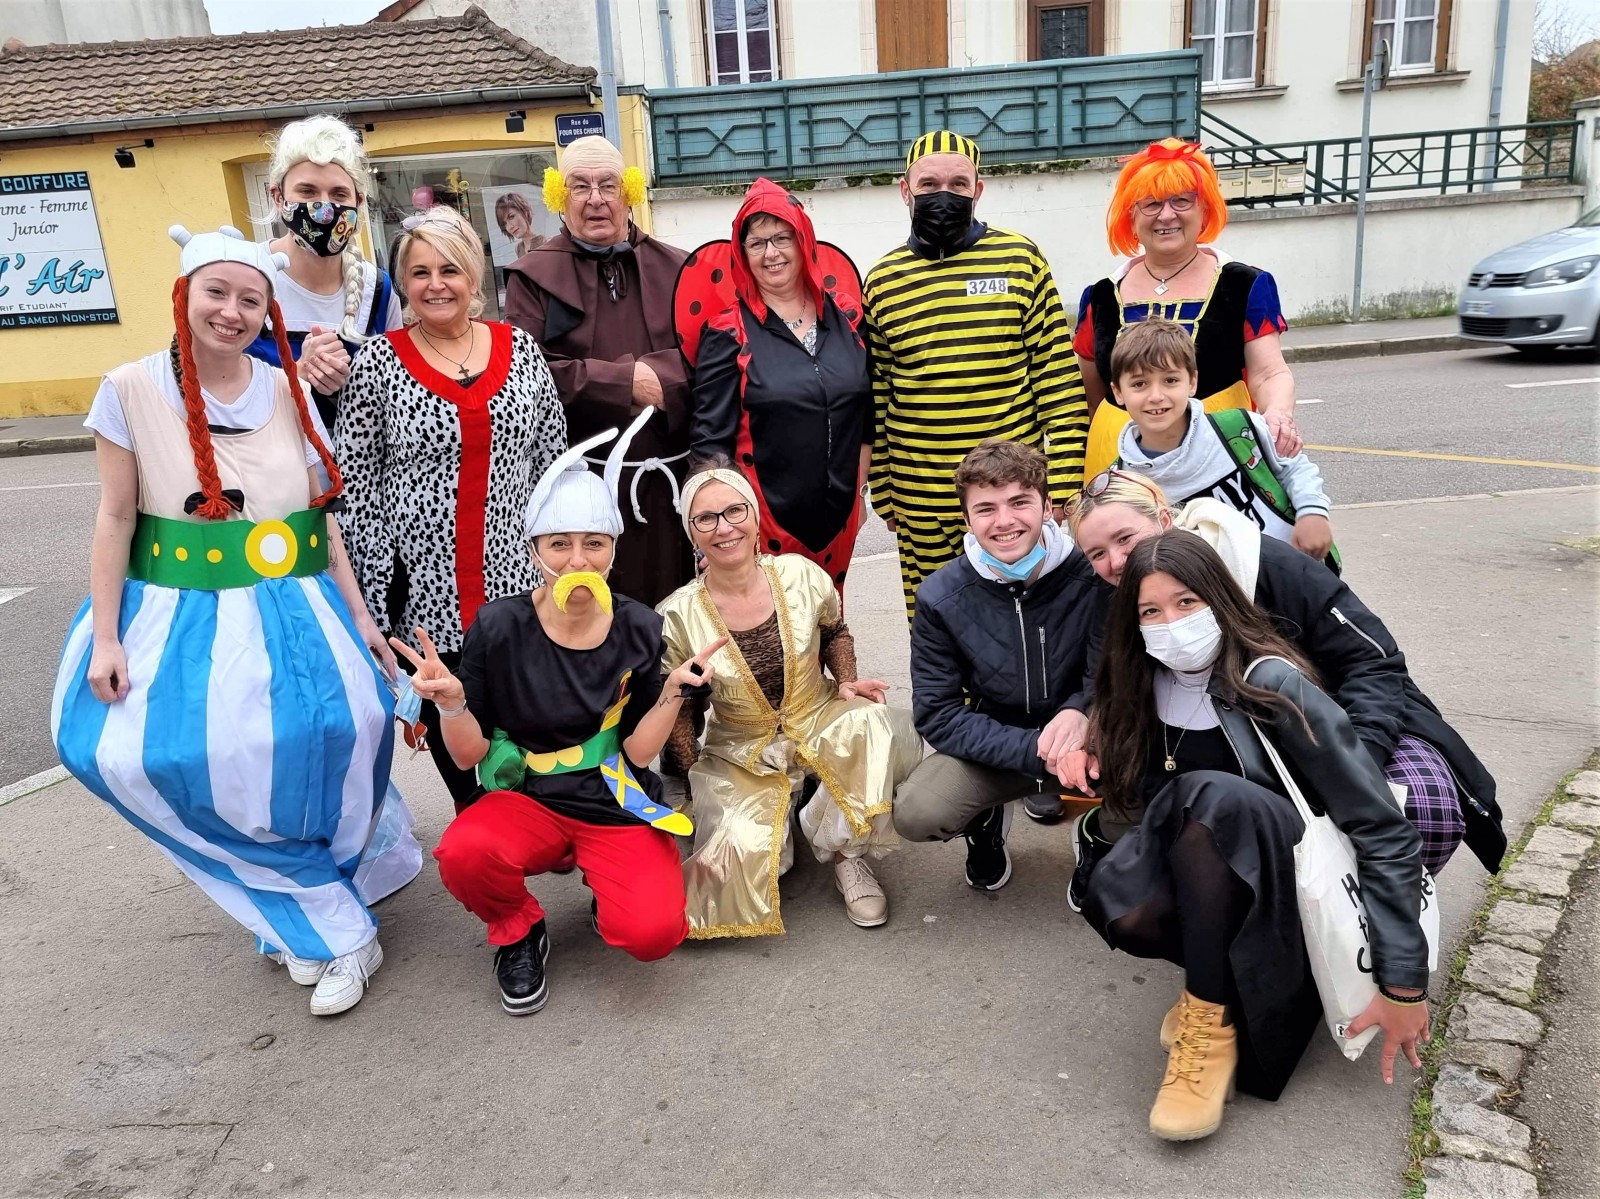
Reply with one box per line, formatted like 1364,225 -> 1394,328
0,98 -> 654,418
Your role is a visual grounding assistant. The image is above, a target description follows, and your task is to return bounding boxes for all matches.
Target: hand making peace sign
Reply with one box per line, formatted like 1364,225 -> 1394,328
388,627 -> 466,711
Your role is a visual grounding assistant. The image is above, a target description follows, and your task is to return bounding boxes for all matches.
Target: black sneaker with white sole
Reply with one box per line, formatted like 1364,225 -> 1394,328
494,919 -> 550,1016
1067,806 -> 1109,914
963,802 -> 1013,890
1022,792 -> 1067,824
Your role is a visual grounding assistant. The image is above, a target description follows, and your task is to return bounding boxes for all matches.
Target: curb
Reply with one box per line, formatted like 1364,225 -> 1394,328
0,434 -> 95,459
1408,760 -> 1600,1199
1281,333 -> 1470,364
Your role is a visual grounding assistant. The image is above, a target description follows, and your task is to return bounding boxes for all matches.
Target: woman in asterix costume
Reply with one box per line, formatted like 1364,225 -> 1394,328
408,409 -> 713,1016
658,464 -> 923,936
53,225 -> 422,1018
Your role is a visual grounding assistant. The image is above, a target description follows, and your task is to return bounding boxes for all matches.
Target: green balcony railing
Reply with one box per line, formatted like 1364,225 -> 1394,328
1203,120 -> 1581,206
651,51 -> 1200,187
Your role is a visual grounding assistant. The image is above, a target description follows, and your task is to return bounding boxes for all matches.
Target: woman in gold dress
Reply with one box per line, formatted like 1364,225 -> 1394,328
659,464 -> 922,936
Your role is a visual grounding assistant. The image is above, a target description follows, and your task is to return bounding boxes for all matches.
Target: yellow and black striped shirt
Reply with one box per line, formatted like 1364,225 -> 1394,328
863,226 -> 1086,518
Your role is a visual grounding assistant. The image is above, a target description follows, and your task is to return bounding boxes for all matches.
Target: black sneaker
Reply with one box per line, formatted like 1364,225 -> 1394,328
1022,792 -> 1067,824
1067,807 -> 1108,914
494,920 -> 550,1016
963,803 -> 1014,891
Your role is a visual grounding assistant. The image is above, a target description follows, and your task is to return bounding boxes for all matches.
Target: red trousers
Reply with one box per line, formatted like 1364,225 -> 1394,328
433,790 -> 688,961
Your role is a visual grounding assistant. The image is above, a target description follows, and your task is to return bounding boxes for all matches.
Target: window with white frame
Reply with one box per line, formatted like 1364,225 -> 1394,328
1190,0 -> 1259,89
1370,0 -> 1443,72
707,0 -> 778,85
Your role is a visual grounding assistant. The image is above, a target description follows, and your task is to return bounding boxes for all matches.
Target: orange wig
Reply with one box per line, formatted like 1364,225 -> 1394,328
172,275 -> 343,521
1106,138 -> 1228,258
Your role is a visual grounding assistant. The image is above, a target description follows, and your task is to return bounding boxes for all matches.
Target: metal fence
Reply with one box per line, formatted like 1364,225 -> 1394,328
651,51 -> 1200,187
1203,120 -> 1581,206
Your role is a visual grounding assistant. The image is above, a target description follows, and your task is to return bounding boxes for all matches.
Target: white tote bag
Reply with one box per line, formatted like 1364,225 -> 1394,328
1248,714 -> 1440,1060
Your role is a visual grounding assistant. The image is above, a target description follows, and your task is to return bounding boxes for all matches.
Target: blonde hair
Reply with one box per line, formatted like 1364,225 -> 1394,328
265,114 -> 375,343
392,207 -> 487,322
1065,469 -> 1173,538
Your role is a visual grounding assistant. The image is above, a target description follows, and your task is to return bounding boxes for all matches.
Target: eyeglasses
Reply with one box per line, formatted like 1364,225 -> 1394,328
689,502 -> 752,533
744,232 -> 796,255
569,179 -> 621,202
1133,192 -> 1198,217
1083,467 -> 1164,502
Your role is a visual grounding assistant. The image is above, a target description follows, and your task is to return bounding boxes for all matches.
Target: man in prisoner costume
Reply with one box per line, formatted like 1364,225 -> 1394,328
503,135 -> 694,608
863,131 -> 1087,617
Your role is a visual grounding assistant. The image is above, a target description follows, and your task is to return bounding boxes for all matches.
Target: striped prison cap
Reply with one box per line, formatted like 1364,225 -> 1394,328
905,130 -> 982,172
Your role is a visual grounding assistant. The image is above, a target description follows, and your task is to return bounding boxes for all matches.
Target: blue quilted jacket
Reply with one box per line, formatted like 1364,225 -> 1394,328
910,548 -> 1105,777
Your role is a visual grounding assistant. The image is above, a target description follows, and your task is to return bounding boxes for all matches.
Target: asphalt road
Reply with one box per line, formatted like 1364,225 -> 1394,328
3,345 -> 1597,788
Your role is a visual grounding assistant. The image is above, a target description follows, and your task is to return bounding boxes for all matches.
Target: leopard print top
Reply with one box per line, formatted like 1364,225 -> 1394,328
334,323 -> 566,653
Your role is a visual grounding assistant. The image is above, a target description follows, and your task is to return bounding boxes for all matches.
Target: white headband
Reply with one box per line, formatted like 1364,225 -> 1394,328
170,225 -> 287,280
679,468 -> 760,540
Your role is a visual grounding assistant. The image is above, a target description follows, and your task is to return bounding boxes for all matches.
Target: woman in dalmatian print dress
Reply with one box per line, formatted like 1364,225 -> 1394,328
336,208 -> 566,807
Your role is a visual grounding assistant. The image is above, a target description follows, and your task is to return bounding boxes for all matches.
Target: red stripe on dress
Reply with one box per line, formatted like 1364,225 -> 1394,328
387,322 -> 516,632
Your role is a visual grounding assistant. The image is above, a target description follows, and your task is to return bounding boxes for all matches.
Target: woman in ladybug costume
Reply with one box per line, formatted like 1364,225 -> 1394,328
676,178 -> 872,593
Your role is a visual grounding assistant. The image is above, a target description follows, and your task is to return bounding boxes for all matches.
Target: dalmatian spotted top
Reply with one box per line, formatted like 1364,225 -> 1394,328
334,322 -> 566,654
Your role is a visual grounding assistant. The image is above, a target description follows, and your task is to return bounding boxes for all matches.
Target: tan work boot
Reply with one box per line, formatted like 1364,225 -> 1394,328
834,856 -> 888,927
1149,991 -> 1237,1142
1159,997 -> 1182,1051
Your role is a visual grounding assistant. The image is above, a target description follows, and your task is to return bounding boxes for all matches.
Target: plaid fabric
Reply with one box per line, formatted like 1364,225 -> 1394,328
1385,735 -> 1466,876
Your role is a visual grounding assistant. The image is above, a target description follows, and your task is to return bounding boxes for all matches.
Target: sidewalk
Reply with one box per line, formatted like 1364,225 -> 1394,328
0,316 -> 1469,459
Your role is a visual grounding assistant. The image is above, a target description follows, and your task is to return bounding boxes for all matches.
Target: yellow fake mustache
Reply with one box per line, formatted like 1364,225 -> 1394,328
552,570 -> 613,613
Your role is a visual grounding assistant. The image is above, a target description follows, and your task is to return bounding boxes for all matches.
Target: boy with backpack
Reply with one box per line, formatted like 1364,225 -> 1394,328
1109,318 -> 1336,567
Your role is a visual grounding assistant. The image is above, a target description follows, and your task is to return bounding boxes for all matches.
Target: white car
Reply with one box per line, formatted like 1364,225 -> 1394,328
1458,206 -> 1600,352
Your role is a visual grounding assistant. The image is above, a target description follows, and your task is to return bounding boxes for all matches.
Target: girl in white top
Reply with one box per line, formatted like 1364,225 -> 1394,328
248,114 -> 403,426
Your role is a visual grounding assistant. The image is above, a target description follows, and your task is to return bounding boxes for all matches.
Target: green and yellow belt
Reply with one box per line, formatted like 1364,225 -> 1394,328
126,509 -> 330,590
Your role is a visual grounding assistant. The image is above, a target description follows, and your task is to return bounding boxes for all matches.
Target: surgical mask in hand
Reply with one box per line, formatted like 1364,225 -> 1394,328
392,675 -> 423,725
1140,607 -> 1223,673
910,190 -> 975,255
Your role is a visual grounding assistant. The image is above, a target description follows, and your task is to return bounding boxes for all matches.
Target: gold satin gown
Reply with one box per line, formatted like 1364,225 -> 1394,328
658,554 -> 923,938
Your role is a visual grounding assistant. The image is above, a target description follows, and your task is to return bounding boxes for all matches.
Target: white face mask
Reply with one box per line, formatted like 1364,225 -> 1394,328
1140,606 -> 1222,673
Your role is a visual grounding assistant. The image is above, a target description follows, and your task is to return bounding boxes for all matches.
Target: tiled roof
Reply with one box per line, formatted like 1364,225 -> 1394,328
0,6 -> 594,134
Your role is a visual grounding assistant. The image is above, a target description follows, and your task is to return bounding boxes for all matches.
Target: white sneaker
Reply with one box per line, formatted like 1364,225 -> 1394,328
269,950 -> 329,986
308,938 -> 383,1016
834,856 -> 888,928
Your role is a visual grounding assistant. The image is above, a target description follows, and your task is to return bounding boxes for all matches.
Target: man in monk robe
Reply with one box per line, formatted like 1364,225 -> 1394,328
504,135 -> 694,607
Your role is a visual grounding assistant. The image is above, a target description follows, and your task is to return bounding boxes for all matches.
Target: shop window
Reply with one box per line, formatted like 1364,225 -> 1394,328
706,0 -> 778,84
1029,0 -> 1103,61
1188,0 -> 1264,89
369,147 -> 559,319
1366,0 -> 1452,74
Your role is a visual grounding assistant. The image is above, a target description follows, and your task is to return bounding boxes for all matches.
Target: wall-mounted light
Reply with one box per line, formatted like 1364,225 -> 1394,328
114,138 -> 154,168
505,110 -> 525,134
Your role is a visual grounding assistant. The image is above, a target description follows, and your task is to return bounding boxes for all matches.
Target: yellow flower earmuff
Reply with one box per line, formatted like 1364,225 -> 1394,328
543,166 -> 647,214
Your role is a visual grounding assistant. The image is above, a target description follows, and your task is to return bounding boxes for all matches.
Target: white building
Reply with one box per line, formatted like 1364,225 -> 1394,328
379,1 -> 1535,145
0,0 -> 209,46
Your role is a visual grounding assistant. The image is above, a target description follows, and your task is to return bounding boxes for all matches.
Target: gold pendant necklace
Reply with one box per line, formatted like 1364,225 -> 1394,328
1160,682 -> 1212,771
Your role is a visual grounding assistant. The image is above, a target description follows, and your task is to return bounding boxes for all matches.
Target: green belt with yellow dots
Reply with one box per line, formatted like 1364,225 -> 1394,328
126,508 -> 330,590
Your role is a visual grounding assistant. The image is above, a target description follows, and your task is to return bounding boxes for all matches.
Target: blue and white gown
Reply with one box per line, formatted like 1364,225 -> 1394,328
51,357 -> 422,962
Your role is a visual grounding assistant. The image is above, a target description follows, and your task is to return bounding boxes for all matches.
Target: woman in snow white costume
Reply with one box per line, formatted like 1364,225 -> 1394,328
52,225 -> 422,1018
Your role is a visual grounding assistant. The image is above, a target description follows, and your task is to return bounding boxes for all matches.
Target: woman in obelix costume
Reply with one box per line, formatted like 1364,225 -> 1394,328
53,225 -> 421,1018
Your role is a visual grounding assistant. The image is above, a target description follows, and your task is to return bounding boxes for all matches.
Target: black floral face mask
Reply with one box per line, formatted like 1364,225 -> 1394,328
281,200 -> 360,257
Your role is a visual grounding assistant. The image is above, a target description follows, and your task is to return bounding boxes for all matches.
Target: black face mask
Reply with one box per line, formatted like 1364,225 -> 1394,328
910,190 -> 975,255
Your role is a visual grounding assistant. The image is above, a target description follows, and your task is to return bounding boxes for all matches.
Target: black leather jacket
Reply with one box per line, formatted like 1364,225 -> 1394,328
1212,657 -> 1430,991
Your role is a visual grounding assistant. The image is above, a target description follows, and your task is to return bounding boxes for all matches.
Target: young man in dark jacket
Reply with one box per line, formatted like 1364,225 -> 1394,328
893,440 -> 1102,889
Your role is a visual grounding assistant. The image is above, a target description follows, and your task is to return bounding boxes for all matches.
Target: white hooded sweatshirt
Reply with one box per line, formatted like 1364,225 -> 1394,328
1117,399 -> 1330,544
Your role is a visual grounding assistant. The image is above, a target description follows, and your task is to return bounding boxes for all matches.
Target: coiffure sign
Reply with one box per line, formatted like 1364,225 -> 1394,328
0,171 -> 119,330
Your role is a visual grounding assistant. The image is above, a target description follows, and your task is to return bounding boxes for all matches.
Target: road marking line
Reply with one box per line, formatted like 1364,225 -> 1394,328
1305,444 -> 1600,473
0,587 -> 33,606
0,764 -> 70,807
0,481 -> 99,492
1504,377 -> 1600,390
1298,398 -> 1325,404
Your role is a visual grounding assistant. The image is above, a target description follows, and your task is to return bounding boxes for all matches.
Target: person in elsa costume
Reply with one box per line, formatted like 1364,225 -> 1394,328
403,409 -> 717,1017
53,225 -> 422,1019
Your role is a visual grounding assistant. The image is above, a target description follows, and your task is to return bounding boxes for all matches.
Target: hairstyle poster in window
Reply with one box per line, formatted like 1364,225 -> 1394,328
483,186 -> 557,268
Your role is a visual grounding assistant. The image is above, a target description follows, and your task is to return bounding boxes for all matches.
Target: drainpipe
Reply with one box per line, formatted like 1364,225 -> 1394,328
657,0 -> 678,88
1482,0 -> 1511,188
595,0 -> 623,144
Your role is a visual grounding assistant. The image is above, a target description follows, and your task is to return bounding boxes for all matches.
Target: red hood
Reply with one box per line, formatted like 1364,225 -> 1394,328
728,177 -> 824,324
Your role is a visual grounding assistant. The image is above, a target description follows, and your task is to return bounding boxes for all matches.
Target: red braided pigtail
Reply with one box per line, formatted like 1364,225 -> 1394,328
173,276 -> 234,521
270,297 -> 344,507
